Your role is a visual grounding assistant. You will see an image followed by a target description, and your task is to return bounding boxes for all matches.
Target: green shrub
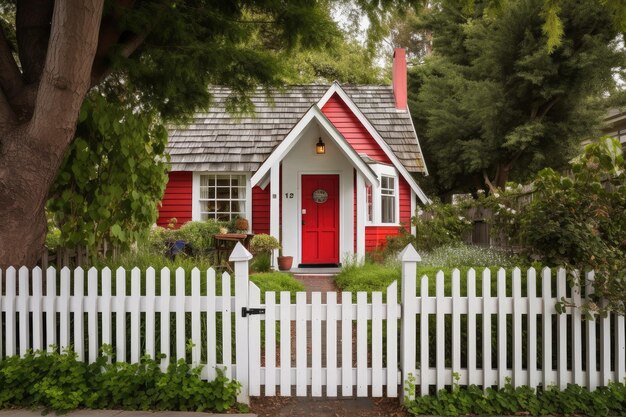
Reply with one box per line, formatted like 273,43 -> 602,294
0,349 -> 241,413
176,220 -> 225,256
421,244 -> 523,269
404,374 -> 626,417
412,201 -> 473,251
250,234 -> 281,254
251,252 -> 272,273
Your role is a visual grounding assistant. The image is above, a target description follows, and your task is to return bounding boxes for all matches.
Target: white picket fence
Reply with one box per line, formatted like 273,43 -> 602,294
0,243 -> 625,405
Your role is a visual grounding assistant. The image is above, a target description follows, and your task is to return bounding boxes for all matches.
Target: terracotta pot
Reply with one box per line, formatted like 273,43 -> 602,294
277,255 -> 293,271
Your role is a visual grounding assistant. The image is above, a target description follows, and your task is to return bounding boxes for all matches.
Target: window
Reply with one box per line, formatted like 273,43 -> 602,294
381,175 -> 395,223
199,174 -> 246,221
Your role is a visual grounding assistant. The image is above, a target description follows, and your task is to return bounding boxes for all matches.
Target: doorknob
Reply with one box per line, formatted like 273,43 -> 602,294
302,220 -> 306,225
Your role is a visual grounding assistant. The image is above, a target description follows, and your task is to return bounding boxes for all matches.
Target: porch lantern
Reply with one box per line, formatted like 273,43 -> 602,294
316,137 -> 326,154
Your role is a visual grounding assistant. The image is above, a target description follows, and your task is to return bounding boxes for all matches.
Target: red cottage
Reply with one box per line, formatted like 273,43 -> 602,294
159,49 -> 429,266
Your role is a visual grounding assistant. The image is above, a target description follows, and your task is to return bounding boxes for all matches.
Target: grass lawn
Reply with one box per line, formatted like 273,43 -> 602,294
335,245 -> 548,299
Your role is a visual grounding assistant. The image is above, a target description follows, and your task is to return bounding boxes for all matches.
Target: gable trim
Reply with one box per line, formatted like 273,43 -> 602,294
317,82 -> 430,204
251,105 -> 379,188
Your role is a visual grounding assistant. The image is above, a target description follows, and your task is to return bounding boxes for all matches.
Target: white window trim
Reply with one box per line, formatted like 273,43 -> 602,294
192,172 -> 252,225
368,164 -> 400,226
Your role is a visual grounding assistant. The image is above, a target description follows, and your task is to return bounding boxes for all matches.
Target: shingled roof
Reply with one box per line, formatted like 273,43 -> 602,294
167,84 -> 427,174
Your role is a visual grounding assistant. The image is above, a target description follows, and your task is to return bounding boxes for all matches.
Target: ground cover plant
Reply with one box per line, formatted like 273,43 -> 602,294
0,348 -> 241,414
404,375 -> 626,417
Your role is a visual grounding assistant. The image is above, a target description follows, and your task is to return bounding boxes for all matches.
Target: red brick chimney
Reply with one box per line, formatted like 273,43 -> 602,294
392,48 -> 407,110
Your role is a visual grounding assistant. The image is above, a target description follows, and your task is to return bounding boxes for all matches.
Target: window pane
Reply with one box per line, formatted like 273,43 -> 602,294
198,174 -> 247,222
200,187 -> 209,199
216,177 -> 229,187
382,195 -> 395,223
200,175 -> 210,187
216,187 -> 230,199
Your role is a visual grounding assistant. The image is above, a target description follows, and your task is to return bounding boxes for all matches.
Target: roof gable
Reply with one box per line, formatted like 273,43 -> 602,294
166,84 -> 427,175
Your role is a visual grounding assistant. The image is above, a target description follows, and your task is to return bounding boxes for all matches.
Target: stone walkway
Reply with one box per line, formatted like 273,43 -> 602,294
250,273 -> 409,417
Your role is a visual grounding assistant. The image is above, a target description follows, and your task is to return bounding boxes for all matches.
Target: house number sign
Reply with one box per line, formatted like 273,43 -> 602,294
312,189 -> 328,204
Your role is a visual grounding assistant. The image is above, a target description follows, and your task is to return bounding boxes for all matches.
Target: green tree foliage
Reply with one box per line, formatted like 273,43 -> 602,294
47,94 -> 168,249
409,0 -> 625,196
516,137 -> 626,314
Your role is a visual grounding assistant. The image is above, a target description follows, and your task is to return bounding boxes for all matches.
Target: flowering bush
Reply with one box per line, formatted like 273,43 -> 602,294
412,201 -> 473,251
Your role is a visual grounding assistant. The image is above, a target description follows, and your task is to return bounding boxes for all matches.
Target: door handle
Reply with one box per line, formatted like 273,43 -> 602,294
302,220 -> 306,225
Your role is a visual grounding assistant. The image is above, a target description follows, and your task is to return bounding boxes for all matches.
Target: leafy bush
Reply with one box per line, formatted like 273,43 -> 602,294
251,252 -> 272,273
412,201 -> 473,251
404,374 -> 626,417
0,349 -> 241,413
148,220 -> 225,257
515,137 -> 626,314
250,234 -> 281,254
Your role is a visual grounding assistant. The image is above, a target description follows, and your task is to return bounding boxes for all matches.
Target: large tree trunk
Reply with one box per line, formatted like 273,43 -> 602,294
0,0 -> 104,268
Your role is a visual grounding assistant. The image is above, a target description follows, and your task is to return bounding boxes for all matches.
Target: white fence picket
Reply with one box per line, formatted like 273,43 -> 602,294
221,272 -> 232,380
326,291 -> 338,397
451,269 -> 461,384
371,291 -> 383,397
115,267 -> 126,362
512,268 -> 522,387
420,275 -> 429,396
356,291 -> 367,397
60,267 -> 71,352
586,271 -> 597,391
101,268 -> 112,358
145,267 -> 156,360
527,268 -> 538,388
311,292 -> 322,397
497,268 -> 507,389
73,267 -> 84,361
482,268 -> 493,389
296,292 -> 307,396
175,268 -> 186,361
206,269 -> 217,381
87,268 -> 98,363
32,267 -> 43,352
386,281 -> 398,397
556,268 -> 567,389
0,269 -> 3,358
46,267 -> 57,352
541,268 -> 553,387
191,268 -> 201,367
130,268 -> 141,364
279,291 -> 291,396
572,276 -> 583,386
467,269 -> 477,386
435,271 -> 445,392
341,291 -> 353,396
265,291 -> 276,396
18,267 -> 30,357
248,282 -> 261,396
160,268 -> 171,372
5,268 -> 16,357
617,314 -> 625,382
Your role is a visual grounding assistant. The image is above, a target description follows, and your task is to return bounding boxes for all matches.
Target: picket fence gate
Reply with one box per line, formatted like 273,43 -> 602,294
0,243 -> 625,405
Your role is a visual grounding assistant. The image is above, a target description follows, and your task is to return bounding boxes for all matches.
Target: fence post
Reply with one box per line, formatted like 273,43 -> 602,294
399,244 -> 420,402
230,242 -> 253,404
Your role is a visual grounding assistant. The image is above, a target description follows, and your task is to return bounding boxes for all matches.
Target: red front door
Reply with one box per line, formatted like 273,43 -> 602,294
301,175 -> 339,264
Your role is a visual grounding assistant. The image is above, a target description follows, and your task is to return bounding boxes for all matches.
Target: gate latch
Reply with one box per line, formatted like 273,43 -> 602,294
242,307 -> 265,317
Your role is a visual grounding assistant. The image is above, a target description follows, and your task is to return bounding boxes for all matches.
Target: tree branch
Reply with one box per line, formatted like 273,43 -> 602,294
28,0 -> 105,151
482,169 -> 498,194
16,0 -> 54,84
90,29 -> 149,88
0,26 -> 24,101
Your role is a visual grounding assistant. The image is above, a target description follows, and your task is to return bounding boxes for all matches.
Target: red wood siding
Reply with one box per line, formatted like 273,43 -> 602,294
321,94 -> 392,164
157,171 -> 192,228
399,176 -> 412,227
252,186 -> 270,235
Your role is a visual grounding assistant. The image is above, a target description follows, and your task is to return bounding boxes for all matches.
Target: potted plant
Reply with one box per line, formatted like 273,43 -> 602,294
250,234 -> 281,271
277,250 -> 293,271
234,217 -> 249,233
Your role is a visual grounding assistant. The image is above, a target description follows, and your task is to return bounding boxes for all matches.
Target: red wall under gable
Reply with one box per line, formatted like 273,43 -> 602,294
157,171 -> 192,228
252,185 -> 270,235
321,93 -> 391,164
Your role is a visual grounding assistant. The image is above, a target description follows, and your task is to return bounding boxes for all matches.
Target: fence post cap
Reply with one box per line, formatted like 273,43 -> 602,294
229,242 -> 253,262
398,243 -> 421,262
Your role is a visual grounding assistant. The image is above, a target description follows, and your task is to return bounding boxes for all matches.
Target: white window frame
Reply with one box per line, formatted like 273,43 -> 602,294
368,164 -> 400,226
192,172 -> 252,224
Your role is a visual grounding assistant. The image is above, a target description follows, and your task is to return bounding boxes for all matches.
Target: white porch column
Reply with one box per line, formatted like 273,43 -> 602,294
270,162 -> 280,267
410,189 -> 417,236
355,172 -> 366,264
